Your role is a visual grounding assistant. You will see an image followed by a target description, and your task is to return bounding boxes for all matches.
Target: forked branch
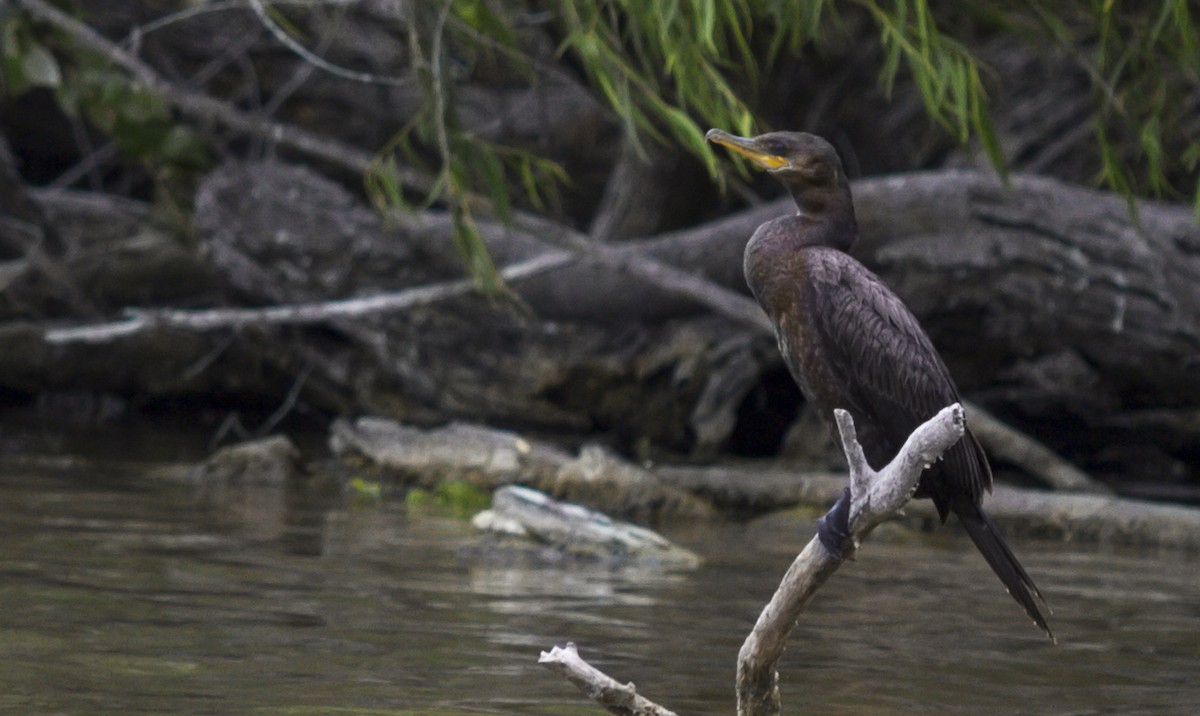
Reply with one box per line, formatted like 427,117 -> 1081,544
735,403 -> 965,715
541,404 -> 967,716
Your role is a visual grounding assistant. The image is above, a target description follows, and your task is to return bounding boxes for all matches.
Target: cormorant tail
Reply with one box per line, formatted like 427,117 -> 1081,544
958,507 -> 1055,642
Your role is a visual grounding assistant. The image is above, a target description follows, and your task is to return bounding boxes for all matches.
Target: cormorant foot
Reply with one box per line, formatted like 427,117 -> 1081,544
817,487 -> 853,561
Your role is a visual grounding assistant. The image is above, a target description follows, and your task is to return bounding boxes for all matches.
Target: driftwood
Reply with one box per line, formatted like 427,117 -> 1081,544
655,464 -> 1200,552
543,405 -> 966,716
326,414 -> 1200,551
474,485 -> 701,568
330,417 -> 715,522
0,163 -> 1150,492
446,171 -> 1200,414
539,643 -> 678,716
8,1 -> 1197,490
32,0 -> 1199,421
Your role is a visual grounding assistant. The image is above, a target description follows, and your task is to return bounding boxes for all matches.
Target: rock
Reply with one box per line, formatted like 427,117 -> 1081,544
471,485 -> 701,568
193,434 -> 303,489
330,417 -> 568,489
190,435 -> 305,540
554,444 -> 716,521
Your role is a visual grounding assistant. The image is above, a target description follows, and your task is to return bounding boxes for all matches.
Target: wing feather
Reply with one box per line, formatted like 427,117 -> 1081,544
804,250 -> 991,514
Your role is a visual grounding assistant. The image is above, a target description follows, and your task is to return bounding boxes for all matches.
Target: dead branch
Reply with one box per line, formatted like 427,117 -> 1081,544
15,0 -> 429,192
540,405 -> 966,716
539,643 -> 678,716
735,404 -> 964,715
42,251 -> 574,344
245,0 -> 408,86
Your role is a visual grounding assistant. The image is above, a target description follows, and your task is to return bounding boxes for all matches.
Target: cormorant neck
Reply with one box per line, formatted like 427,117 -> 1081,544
784,177 -> 858,253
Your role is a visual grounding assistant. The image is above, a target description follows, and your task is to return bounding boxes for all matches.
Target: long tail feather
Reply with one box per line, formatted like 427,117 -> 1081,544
957,506 -> 1055,642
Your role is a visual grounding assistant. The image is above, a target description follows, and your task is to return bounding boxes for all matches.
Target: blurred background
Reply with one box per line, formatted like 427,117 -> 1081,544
1,2 -> 1200,713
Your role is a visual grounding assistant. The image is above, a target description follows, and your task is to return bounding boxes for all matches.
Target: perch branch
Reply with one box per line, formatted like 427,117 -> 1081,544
539,406 -> 965,716
735,404 -> 965,716
539,643 -> 678,716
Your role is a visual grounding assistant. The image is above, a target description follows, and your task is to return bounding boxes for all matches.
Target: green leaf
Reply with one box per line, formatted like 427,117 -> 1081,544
1139,115 -> 1166,196
451,203 -> 502,295
453,0 -> 516,49
694,0 -> 718,52
365,156 -> 407,214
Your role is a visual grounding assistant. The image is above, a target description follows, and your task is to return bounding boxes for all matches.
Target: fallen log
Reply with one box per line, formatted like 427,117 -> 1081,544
655,464 -> 1200,552
328,416 -> 1200,551
329,417 -> 715,522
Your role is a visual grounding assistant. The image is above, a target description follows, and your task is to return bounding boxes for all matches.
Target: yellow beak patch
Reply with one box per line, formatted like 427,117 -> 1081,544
705,129 -> 790,171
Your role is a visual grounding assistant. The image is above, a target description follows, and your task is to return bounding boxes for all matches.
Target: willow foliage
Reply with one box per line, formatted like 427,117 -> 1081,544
10,0 -> 1194,294
382,0 -> 1198,240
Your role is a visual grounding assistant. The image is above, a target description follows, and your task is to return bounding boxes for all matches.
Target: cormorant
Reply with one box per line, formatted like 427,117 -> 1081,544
707,128 -> 1052,639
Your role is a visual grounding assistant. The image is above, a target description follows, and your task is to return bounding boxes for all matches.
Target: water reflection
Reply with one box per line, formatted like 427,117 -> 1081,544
0,458 -> 1198,714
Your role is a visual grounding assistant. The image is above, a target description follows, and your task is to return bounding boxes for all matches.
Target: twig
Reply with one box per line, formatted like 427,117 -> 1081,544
256,360 -> 313,436
42,251 -> 575,344
246,0 -> 410,86
538,643 -> 678,716
122,0 -> 358,51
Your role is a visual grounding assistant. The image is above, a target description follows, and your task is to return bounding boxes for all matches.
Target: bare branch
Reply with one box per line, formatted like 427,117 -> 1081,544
15,0 -> 431,194
539,406 -> 965,716
43,251 -> 574,344
735,404 -> 965,716
539,643 -> 678,716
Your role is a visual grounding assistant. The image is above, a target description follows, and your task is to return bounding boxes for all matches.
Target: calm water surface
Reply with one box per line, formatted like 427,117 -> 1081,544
1,455 -> 1198,714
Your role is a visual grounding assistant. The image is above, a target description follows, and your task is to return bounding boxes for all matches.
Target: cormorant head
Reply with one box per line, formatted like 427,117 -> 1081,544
705,129 -> 851,215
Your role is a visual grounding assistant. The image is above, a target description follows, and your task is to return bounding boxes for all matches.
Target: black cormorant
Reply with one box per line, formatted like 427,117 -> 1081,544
707,128 -> 1052,639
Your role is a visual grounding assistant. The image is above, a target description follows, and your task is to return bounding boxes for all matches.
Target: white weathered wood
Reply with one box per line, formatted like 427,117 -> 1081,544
735,404 -> 965,716
540,405 -> 966,716
538,643 -> 678,716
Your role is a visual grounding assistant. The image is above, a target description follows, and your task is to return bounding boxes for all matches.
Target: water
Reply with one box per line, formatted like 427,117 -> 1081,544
1,456 -> 1198,714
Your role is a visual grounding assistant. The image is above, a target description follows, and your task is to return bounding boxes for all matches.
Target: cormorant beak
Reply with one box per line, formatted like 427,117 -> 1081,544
705,128 -> 790,171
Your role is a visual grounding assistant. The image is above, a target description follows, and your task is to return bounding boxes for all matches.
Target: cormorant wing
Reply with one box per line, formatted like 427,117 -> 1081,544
805,249 -> 992,513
